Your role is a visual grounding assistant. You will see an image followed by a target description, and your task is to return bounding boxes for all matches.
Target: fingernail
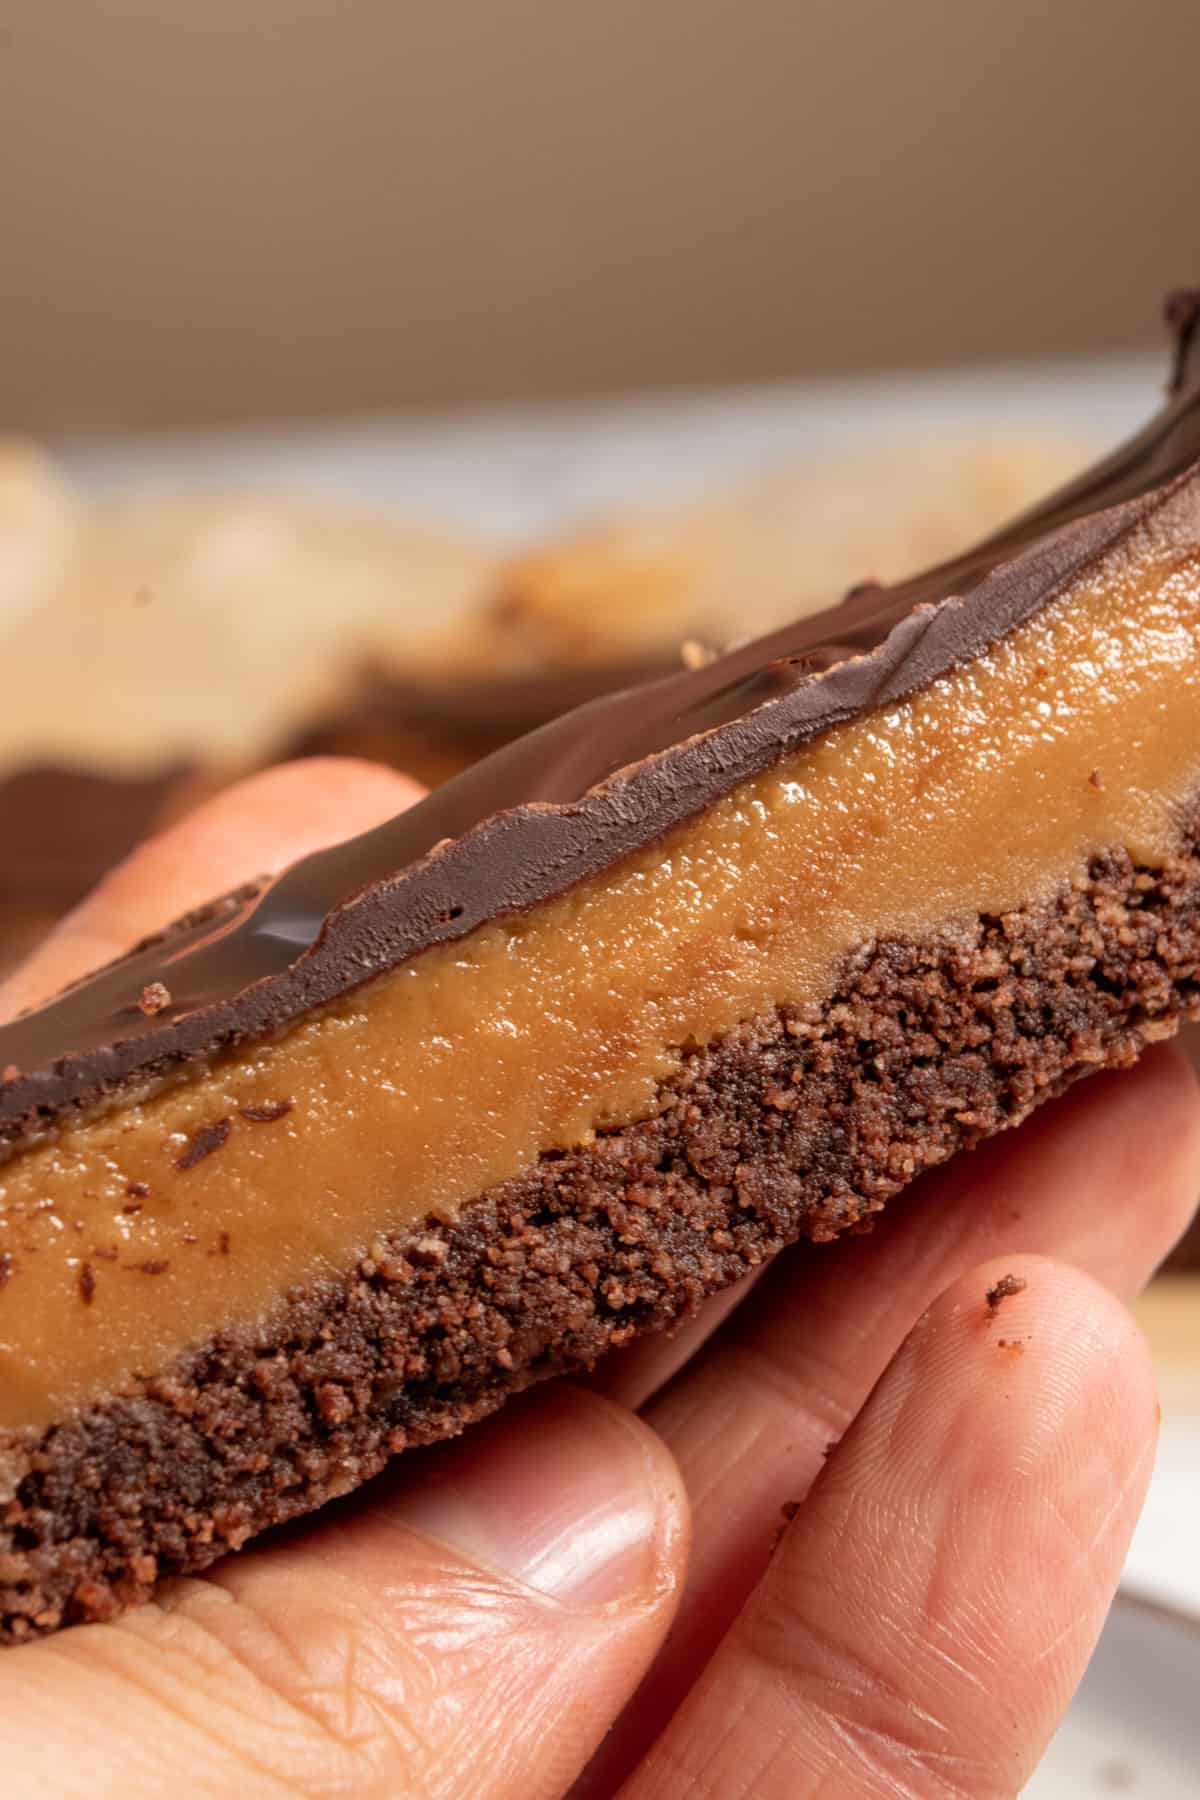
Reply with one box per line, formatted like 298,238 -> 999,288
387,1388 -> 665,1607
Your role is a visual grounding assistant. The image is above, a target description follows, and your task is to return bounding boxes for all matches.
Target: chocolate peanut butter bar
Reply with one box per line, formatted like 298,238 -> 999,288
3,300 -> 1200,1639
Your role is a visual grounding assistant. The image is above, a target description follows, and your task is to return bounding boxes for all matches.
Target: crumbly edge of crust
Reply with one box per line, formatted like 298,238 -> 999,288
2,828 -> 1199,1640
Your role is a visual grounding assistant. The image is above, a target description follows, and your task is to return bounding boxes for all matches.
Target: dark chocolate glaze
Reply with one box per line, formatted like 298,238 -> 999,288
2,296 -> 1200,1145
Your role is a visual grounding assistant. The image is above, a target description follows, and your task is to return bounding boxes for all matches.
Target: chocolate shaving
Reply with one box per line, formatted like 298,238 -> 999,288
174,1120 -> 231,1172
137,1260 -> 169,1276
238,1100 -> 293,1124
78,1263 -> 96,1305
0,1251 -> 12,1288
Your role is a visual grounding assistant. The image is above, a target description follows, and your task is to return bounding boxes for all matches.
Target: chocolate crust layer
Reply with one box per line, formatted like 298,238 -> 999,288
3,818 -> 1198,1642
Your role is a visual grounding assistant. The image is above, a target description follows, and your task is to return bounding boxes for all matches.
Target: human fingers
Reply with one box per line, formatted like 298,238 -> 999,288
621,1256 -> 1155,1800
580,1044 -> 1199,1792
1,1388 -> 688,1800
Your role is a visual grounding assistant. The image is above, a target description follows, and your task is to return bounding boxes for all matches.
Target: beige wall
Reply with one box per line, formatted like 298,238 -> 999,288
2,0 -> 1197,432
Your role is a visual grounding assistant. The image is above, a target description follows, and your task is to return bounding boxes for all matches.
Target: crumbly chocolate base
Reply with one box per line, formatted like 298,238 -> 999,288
3,831 -> 1199,1641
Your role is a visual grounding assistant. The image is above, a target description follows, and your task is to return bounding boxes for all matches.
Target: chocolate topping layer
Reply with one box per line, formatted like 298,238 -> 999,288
2,297 -> 1200,1142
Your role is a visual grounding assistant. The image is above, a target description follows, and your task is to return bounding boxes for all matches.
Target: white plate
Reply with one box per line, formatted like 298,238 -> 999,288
1028,1594 -> 1200,1796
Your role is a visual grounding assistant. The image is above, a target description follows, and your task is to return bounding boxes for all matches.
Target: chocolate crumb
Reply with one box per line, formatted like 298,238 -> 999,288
175,1119 -> 231,1172
218,1230 -> 231,1256
137,1260 -> 169,1276
985,1272 -> 1027,1318
126,1182 -> 150,1199
121,1200 -> 144,1216
238,1100 -> 293,1124
315,1382 -> 354,1426
0,1251 -> 13,1288
771,1497 -> 803,1555
137,982 -> 171,1017
1089,768 -> 1106,790
92,1246 -> 119,1262
79,1263 -> 96,1305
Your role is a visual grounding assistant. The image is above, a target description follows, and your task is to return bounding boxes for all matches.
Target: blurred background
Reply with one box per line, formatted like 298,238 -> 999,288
3,0 -> 1198,433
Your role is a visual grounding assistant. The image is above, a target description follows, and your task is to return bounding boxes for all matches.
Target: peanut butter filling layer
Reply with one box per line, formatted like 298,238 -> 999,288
1,525 -> 1198,1429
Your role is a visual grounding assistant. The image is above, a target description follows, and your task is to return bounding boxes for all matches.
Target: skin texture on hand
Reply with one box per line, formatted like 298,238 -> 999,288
1,757 -> 1196,1800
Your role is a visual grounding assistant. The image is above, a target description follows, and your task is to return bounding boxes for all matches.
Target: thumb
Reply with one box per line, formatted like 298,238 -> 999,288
0,1387 -> 688,1800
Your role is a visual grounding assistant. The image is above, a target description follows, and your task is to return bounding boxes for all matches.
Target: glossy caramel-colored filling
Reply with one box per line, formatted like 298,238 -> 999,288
2,523 -> 1199,1428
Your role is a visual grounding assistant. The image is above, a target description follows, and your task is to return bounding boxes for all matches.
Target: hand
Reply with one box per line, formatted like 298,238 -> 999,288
2,758 -> 1196,1800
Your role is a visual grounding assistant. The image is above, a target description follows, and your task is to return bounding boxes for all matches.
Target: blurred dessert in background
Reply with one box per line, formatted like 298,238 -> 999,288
290,431 -> 1095,773
479,434 -> 1091,667
0,428 -> 1093,969
0,441 -> 496,773
0,440 -> 497,964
